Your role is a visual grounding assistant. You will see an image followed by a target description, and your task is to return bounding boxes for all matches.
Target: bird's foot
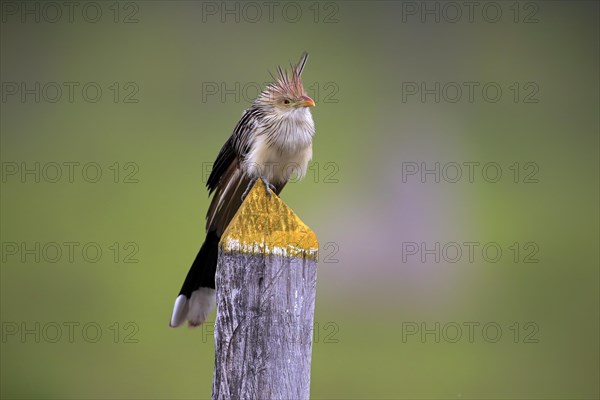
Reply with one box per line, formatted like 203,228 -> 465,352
241,177 -> 275,201
260,176 -> 276,197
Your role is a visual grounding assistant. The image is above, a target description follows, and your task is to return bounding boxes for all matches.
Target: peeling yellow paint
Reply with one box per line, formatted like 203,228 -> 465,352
220,180 -> 318,260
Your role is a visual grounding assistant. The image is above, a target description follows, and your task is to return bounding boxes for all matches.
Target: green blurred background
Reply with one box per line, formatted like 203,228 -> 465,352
1,1 -> 598,399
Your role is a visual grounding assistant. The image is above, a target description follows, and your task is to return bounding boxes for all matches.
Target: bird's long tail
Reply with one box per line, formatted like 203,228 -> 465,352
169,231 -> 219,328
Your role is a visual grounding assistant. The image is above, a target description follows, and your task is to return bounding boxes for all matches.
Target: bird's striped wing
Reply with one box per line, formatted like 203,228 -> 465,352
206,136 -> 236,194
205,158 -> 250,236
205,107 -> 261,235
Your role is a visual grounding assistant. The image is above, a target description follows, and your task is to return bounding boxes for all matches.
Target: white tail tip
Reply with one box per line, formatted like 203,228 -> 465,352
170,288 -> 216,328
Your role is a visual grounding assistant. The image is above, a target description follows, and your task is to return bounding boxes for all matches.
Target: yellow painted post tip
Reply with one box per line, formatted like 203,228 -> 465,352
220,180 -> 318,259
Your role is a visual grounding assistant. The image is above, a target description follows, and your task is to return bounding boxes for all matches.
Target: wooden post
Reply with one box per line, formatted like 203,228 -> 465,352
212,181 -> 318,400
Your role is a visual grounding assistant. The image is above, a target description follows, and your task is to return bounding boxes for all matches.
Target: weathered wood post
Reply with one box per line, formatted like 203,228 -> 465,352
212,181 -> 318,400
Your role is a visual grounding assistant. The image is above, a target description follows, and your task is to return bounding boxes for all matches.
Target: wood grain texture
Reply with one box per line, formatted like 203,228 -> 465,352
212,181 -> 318,400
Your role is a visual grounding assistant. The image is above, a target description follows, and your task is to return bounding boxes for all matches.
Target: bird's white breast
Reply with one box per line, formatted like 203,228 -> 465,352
243,109 -> 314,185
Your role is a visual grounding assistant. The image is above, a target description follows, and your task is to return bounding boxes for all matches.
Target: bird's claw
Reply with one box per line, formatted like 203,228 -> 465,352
241,177 -> 275,201
260,177 -> 276,197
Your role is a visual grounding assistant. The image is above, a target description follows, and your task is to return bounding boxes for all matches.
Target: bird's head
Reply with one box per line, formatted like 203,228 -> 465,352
255,52 -> 315,115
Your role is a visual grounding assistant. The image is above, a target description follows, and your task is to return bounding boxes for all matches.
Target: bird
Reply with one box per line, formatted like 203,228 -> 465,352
170,52 -> 316,328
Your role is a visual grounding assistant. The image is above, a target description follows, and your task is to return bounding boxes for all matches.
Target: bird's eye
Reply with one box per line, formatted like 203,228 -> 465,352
283,99 -> 291,105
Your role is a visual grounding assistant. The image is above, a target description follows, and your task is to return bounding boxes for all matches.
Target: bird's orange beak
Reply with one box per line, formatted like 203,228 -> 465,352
300,95 -> 315,107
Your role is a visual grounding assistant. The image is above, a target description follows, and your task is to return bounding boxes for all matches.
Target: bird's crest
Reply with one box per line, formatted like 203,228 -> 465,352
266,52 -> 309,100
